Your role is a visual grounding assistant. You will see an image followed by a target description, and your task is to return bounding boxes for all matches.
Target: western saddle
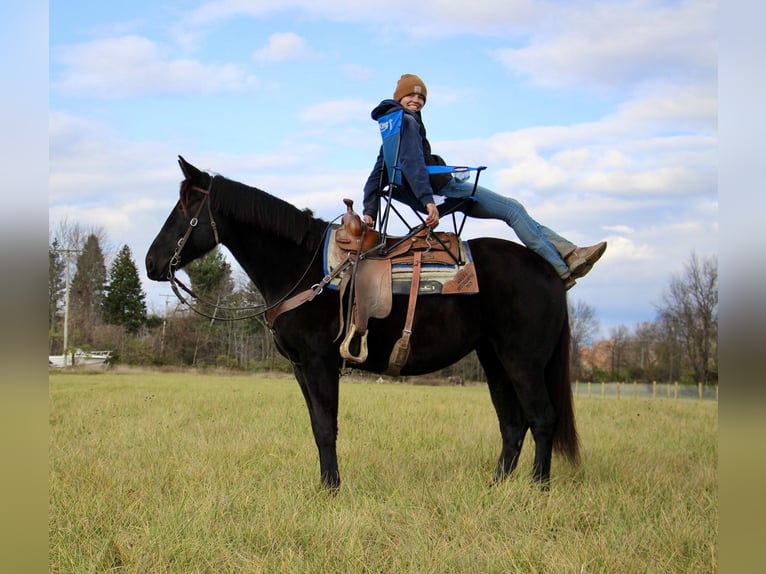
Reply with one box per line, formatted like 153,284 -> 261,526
333,199 -> 478,376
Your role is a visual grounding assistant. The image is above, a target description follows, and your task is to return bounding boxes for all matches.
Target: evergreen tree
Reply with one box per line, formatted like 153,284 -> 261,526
185,247 -> 234,301
70,233 -> 107,346
49,238 -> 66,333
183,248 -> 234,365
103,245 -> 147,334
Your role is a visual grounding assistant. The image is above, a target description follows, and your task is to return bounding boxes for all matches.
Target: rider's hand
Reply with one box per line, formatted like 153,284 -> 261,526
363,214 -> 375,228
425,203 -> 439,228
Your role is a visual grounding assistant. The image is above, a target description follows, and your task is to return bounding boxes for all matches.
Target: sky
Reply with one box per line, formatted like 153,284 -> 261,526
48,0 -> 718,338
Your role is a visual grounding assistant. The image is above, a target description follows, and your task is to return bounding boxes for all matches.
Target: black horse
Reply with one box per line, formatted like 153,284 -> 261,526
145,157 -> 579,490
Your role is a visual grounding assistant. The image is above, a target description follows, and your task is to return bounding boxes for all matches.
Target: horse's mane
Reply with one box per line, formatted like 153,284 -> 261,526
209,175 -> 328,249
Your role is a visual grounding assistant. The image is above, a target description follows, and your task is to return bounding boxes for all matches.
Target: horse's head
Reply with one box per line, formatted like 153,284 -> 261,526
145,156 -> 220,281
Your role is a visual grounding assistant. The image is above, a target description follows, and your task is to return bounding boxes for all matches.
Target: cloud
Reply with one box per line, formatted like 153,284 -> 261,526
342,64 -> 374,81
48,112 -> 174,203
491,0 -> 716,92
253,32 -> 315,63
448,80 -> 718,204
298,99 -> 372,126
604,224 -> 635,235
610,84 -> 717,133
176,0 -> 541,44
183,0 -> 533,28
52,35 -> 259,98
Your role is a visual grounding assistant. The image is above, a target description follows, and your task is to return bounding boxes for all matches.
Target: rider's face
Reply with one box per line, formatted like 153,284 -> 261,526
400,93 -> 425,112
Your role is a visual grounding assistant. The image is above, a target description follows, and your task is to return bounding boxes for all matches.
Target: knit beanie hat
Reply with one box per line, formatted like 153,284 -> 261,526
394,74 -> 427,102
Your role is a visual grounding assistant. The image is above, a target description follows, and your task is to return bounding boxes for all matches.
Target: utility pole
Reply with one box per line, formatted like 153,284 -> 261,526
160,293 -> 175,358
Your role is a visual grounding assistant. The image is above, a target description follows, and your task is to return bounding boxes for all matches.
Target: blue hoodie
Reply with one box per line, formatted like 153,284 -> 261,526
362,99 -> 452,219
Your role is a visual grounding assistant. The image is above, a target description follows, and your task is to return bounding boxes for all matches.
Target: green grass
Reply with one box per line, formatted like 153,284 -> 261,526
50,372 -> 717,573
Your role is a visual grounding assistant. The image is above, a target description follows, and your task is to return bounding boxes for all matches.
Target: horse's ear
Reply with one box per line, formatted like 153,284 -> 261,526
178,155 -> 190,178
178,155 -> 203,180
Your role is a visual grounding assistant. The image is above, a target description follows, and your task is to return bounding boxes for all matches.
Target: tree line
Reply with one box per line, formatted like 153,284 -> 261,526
48,222 -> 717,385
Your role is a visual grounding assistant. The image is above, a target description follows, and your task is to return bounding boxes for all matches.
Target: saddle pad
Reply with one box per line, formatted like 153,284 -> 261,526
392,260 -> 479,295
323,226 -> 479,295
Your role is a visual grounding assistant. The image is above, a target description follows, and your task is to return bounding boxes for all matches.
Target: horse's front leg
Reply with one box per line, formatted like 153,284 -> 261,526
292,362 -> 341,491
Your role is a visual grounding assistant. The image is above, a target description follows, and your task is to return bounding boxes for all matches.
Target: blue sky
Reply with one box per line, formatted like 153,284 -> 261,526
48,0 -> 718,337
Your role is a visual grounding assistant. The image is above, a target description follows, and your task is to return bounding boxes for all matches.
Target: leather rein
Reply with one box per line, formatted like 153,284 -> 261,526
166,177 -> 349,326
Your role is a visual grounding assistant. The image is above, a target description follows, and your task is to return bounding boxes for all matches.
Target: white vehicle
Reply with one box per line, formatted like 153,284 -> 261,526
49,349 -> 112,368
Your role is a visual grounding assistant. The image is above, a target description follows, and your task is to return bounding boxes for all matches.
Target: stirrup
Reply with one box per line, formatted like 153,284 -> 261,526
339,328 -> 368,364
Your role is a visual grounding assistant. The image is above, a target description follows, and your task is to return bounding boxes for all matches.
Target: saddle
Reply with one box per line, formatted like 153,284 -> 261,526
333,199 -> 479,375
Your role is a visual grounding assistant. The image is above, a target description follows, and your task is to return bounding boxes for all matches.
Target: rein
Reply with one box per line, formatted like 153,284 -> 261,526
167,177 -> 347,325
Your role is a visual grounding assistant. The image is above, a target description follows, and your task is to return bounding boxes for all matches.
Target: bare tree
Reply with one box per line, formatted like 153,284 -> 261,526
568,299 -> 599,380
630,321 -> 663,380
657,253 -> 718,384
608,325 -> 631,378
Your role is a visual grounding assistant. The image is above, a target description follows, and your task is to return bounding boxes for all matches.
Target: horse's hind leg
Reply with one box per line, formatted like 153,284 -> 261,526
478,343 -> 557,487
476,342 -> 529,484
512,367 -> 557,487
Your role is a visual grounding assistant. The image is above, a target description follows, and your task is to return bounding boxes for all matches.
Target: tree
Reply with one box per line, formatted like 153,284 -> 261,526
69,233 -> 107,347
608,325 -> 631,379
657,253 -> 718,384
629,321 -> 662,381
103,245 -> 147,334
568,299 -> 599,380
182,247 -> 235,365
185,247 -> 234,303
49,238 -> 66,340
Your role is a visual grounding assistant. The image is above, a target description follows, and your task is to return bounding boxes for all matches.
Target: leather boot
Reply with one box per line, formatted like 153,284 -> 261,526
565,241 -> 607,279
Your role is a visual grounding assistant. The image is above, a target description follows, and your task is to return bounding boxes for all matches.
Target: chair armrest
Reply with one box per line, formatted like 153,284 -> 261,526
426,165 -> 487,175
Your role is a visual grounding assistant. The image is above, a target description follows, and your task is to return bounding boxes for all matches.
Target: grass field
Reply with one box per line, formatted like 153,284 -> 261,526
49,371 -> 717,573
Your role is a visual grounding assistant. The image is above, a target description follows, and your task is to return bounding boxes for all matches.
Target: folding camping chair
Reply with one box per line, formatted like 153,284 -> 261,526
371,107 -> 486,264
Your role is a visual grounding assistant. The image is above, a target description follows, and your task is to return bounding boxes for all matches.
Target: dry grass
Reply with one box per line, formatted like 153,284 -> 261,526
50,372 -> 717,573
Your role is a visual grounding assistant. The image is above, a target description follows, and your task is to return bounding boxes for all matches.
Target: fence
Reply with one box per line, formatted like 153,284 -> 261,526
572,381 -> 718,402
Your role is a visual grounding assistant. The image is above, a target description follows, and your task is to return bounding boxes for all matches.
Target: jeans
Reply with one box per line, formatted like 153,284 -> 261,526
439,179 -> 575,277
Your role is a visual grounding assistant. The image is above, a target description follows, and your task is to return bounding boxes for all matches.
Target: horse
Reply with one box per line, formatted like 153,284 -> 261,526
145,156 -> 579,490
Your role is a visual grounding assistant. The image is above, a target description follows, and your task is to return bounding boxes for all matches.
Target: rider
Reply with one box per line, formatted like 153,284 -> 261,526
362,73 -> 607,289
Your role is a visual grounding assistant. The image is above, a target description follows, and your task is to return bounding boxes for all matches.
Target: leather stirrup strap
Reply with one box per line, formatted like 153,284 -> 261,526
402,250 -> 422,343
386,250 -> 422,376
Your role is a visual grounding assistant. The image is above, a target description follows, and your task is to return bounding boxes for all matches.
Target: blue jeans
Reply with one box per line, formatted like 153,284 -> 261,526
439,179 -> 574,277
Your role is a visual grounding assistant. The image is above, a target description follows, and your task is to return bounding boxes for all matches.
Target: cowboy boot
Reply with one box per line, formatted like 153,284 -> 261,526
565,241 -> 607,279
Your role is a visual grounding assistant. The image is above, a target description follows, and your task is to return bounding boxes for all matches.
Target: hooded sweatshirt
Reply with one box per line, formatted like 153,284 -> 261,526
362,99 -> 452,219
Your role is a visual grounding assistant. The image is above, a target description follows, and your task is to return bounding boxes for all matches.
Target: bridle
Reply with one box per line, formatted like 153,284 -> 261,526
168,177 -> 218,277
166,176 -> 350,325
166,177 -> 261,321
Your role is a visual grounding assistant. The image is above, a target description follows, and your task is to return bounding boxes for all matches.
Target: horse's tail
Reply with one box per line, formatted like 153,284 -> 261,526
547,305 -> 580,465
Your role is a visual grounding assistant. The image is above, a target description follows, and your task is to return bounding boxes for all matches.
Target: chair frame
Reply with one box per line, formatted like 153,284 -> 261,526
371,108 -> 486,265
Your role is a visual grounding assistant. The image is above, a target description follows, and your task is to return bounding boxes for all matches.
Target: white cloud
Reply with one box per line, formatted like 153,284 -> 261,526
491,0 -> 716,92
342,64 -> 374,81
610,83 -> 717,133
53,35 -> 259,98
604,224 -> 635,235
470,129 -> 714,200
184,0 -> 287,27
182,0 -> 536,32
600,234 -> 653,262
253,32 -> 315,63
298,99 -> 372,126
